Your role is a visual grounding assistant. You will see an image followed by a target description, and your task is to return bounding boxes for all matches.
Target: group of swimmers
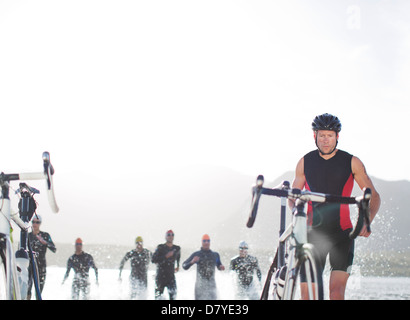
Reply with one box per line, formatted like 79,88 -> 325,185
27,216 -> 262,300
102,230 -> 261,300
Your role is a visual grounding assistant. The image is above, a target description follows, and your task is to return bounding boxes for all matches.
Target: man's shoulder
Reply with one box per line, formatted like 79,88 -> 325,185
189,249 -> 203,257
154,243 -> 175,253
211,250 -> 221,257
337,149 -> 353,158
83,252 -> 94,259
304,150 -> 319,159
155,243 -> 166,250
247,255 -> 258,262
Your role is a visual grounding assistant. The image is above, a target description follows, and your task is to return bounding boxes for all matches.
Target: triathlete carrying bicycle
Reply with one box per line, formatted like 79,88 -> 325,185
290,113 -> 381,300
27,214 -> 56,299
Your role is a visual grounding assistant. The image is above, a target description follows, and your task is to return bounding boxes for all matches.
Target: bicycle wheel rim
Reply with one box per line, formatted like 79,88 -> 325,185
303,248 -> 320,300
288,245 -> 323,300
32,257 -> 42,300
0,247 -> 7,300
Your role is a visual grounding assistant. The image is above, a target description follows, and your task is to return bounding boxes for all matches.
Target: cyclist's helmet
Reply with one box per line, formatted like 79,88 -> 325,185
311,113 -> 342,133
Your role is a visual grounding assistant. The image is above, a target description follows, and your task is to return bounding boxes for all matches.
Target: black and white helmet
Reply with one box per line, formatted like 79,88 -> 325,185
312,113 -> 342,133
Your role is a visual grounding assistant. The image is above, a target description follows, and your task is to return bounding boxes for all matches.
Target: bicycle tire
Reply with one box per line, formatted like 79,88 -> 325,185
0,244 -> 7,300
27,239 -> 42,300
0,237 -> 17,300
261,248 -> 278,300
31,254 -> 42,300
287,244 -> 323,300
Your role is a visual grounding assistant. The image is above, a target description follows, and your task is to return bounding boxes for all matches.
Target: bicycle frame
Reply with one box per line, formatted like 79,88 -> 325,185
1,186 -> 22,299
0,152 -> 59,300
15,183 -> 42,300
278,181 -> 289,269
278,198 -> 319,300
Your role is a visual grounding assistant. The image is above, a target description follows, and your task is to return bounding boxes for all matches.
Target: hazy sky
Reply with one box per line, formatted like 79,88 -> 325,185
1,1 -> 409,245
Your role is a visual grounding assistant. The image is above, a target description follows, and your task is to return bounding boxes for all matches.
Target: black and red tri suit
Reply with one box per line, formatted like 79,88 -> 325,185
303,149 -> 355,273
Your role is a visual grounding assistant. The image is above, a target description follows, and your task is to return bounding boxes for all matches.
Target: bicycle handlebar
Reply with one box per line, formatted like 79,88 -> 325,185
246,175 -> 372,239
246,175 -> 265,228
42,151 -> 59,213
17,182 -> 40,195
0,151 -> 59,213
349,187 -> 371,239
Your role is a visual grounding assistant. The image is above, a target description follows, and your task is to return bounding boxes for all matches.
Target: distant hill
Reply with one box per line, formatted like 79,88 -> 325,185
213,170 -> 410,254
362,177 -> 410,251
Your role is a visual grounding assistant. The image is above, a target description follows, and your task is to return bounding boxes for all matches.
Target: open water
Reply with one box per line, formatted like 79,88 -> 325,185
40,267 -> 410,300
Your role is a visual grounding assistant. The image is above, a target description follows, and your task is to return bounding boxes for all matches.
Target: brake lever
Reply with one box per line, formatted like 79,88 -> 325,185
361,188 -> 372,233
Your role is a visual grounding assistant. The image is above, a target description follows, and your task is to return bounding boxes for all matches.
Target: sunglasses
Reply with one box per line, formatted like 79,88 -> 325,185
239,247 -> 248,250
32,221 -> 41,224
75,243 -> 83,246
202,239 -> 210,243
166,233 -> 174,237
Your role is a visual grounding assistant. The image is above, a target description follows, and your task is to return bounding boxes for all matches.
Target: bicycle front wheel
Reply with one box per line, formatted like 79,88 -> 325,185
30,254 -> 42,300
0,244 -> 7,300
288,243 -> 323,300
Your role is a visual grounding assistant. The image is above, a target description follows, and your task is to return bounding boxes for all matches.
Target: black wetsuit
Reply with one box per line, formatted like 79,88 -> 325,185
63,251 -> 98,300
27,231 -> 56,297
230,255 -> 262,286
230,254 -> 262,300
119,248 -> 151,299
183,248 -> 223,300
303,149 -> 355,274
151,243 -> 180,300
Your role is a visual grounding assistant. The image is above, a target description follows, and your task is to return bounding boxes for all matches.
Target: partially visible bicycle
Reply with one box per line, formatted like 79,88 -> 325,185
15,182 -> 43,300
246,175 -> 371,300
0,152 -> 59,300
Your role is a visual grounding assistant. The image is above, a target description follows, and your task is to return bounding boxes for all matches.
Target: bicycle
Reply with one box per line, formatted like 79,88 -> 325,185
0,152 -> 59,300
246,175 -> 371,300
15,182 -> 43,300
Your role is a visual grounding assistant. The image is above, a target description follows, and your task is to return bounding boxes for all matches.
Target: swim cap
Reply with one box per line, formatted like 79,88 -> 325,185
202,234 -> 210,241
239,240 -> 248,249
166,230 -> 174,236
75,238 -> 83,245
135,236 -> 143,243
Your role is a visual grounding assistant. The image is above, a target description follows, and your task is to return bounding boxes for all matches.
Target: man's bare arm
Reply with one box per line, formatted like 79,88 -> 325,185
352,156 -> 381,237
289,157 -> 306,210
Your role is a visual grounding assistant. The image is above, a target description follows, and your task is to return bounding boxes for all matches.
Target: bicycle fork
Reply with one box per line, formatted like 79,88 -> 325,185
282,200 -> 309,300
15,233 -> 30,300
1,187 -> 22,300
15,193 -> 42,300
